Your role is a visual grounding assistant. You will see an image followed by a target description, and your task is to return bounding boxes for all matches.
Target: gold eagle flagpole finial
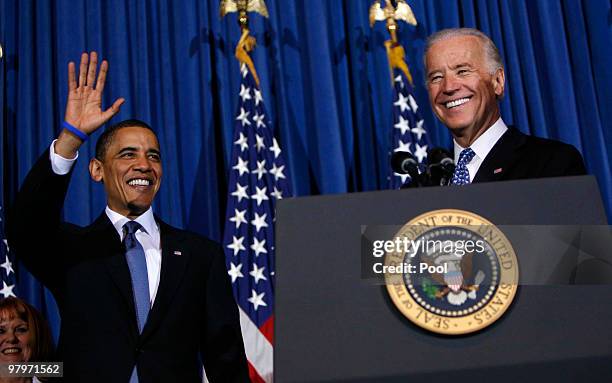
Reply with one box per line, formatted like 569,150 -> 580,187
369,0 -> 418,85
220,0 -> 269,87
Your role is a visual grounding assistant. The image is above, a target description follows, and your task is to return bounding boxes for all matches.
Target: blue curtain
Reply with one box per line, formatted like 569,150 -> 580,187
1,0 -> 610,341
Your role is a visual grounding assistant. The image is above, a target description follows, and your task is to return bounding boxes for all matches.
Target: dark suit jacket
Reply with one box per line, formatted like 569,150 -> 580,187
472,127 -> 586,182
8,151 -> 249,383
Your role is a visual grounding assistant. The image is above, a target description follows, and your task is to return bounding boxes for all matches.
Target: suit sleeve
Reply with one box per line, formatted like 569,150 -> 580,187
7,148 -> 73,290
547,144 -> 587,177
201,244 -> 250,382
536,142 -> 587,177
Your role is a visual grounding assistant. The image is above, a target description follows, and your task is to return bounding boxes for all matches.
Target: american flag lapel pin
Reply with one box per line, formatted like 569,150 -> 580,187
494,168 -> 503,174
173,250 -> 182,256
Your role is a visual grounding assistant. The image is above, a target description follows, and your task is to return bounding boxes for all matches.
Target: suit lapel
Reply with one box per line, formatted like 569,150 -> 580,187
141,218 -> 191,341
89,214 -> 140,335
473,128 -> 527,183
91,214 -> 191,340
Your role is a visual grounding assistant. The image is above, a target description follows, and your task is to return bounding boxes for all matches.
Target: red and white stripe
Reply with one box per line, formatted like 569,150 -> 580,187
239,307 -> 273,383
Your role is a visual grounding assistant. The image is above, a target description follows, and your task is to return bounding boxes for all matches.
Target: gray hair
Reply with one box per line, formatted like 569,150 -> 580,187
424,28 -> 504,74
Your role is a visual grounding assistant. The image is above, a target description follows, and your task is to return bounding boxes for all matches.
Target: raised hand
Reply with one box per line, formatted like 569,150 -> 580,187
64,52 -> 124,135
56,52 -> 124,158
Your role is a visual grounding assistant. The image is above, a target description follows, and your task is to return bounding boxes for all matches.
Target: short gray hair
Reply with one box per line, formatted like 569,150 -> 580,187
424,28 -> 503,74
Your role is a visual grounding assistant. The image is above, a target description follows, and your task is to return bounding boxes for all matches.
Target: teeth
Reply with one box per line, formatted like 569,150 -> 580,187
3,348 -> 20,354
128,179 -> 150,186
446,98 -> 470,108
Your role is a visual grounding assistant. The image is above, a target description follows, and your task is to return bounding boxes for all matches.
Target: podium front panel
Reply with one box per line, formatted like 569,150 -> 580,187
276,176 -> 611,382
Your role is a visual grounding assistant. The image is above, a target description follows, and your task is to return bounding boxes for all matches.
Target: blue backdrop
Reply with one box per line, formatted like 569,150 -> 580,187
1,0 -> 610,341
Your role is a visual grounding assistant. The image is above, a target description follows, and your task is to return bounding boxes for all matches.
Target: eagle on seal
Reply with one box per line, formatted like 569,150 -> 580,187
422,245 -> 485,306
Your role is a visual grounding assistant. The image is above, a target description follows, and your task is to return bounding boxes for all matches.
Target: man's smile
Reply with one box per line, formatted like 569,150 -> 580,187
444,96 -> 472,109
127,177 -> 153,187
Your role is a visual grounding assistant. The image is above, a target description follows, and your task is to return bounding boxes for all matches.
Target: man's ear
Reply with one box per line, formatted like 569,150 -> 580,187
89,158 -> 104,183
493,67 -> 505,99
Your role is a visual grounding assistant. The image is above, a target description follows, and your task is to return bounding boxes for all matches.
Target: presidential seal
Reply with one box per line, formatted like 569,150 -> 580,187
384,209 -> 518,335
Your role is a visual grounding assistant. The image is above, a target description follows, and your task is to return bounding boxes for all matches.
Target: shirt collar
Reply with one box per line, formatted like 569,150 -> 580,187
453,118 -> 508,163
105,206 -> 158,239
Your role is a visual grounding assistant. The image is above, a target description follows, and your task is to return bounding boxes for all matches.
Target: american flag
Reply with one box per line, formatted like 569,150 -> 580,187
0,205 -> 18,298
389,68 -> 430,188
222,64 -> 291,383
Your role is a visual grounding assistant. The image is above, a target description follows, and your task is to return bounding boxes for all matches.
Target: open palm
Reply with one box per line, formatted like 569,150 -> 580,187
64,52 -> 124,135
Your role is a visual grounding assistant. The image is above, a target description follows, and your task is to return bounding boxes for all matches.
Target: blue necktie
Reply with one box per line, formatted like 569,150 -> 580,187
123,221 -> 150,383
451,148 -> 476,185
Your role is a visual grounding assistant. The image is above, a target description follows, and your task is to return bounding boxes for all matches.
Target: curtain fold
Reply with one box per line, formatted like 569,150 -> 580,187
1,0 -> 610,341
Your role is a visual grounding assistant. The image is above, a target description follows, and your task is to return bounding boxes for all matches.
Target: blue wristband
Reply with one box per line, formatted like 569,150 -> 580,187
62,121 -> 88,142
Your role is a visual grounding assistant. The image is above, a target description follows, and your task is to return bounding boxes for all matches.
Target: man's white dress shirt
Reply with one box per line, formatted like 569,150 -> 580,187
453,118 -> 508,182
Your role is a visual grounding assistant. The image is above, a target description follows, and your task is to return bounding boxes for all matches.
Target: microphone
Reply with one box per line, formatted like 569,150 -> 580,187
427,147 -> 455,186
391,151 -> 423,187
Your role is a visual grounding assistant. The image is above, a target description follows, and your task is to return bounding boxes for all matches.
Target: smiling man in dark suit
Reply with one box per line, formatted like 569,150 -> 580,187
8,52 -> 248,382
424,28 -> 586,184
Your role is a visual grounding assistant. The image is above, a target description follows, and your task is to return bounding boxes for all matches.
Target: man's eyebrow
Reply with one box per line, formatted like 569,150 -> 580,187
147,148 -> 161,156
451,62 -> 473,69
427,69 -> 442,78
117,147 -> 137,155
